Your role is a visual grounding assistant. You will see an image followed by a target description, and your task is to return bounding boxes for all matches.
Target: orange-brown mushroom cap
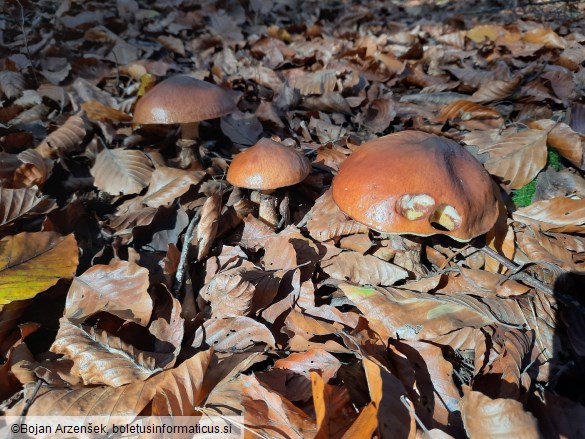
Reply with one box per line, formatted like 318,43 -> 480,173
331,131 -> 499,242
132,75 -> 236,125
227,138 -> 311,190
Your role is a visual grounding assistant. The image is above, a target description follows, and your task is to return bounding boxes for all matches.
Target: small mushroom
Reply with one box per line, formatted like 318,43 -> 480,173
331,130 -> 498,242
226,138 -> 311,227
132,75 -> 236,164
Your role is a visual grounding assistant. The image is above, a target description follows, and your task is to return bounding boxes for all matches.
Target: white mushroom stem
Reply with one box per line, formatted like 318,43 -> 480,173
258,191 -> 279,228
177,122 -> 201,169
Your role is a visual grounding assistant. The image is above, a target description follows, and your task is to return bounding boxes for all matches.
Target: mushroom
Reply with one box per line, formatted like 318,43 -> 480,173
227,138 -> 311,227
132,75 -> 236,164
331,130 -> 498,242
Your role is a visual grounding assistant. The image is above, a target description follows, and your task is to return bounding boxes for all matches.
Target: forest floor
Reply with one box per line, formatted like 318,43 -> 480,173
1,0 -> 585,437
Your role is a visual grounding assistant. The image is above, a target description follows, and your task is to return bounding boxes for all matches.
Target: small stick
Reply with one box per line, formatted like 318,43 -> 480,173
20,380 -> 43,417
477,242 -> 584,313
172,211 -> 201,297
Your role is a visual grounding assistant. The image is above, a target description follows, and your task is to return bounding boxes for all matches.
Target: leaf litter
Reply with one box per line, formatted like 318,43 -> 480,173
0,0 -> 584,437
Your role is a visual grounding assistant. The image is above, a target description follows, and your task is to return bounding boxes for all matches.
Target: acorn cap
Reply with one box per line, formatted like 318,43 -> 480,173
227,138 -> 311,190
133,75 -> 236,125
331,131 -> 499,242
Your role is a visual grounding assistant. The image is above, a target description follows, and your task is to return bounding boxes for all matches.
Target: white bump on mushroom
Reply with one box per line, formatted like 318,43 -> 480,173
430,204 -> 461,231
396,194 -> 436,220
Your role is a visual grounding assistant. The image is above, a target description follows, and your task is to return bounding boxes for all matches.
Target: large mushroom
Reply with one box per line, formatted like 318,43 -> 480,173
133,75 -> 236,164
227,138 -> 311,227
331,130 -> 498,242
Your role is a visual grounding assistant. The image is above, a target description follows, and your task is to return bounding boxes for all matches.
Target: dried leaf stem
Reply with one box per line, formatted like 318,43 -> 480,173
172,210 -> 201,297
477,243 -> 584,313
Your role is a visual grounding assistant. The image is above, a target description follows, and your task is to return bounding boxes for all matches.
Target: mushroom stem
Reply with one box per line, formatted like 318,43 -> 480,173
180,122 -> 200,141
177,122 -> 202,169
259,192 -> 279,228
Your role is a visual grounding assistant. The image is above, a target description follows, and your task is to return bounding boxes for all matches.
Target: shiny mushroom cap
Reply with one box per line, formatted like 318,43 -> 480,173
132,75 -> 236,125
331,131 -> 499,242
227,138 -> 311,191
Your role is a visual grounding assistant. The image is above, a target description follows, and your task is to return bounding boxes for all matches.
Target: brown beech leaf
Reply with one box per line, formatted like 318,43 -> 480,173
141,167 -> 205,208
290,69 -> 338,95
529,119 -> 583,168
0,232 -> 78,304
307,189 -> 368,241
13,149 -> 54,188
157,35 -> 186,57
50,318 -> 164,387
481,129 -> 548,189
467,24 -> 507,43
275,348 -> 341,383
515,227 -> 576,270
80,100 -> 132,123
200,267 -> 281,318
321,251 -> 408,286
363,356 -> 416,439
192,316 -> 275,351
364,97 -> 397,133
0,187 -> 55,226
65,260 -> 152,325
437,99 -> 503,130
469,77 -> 520,103
340,284 -> 498,341
460,390 -> 539,438
196,193 -> 221,261
522,28 -> 566,49
240,373 -> 316,438
445,67 -> 495,88
35,115 -> 87,158
473,328 -> 533,399
91,148 -> 153,195
0,71 -> 26,99
4,349 -> 213,417
512,197 -> 585,233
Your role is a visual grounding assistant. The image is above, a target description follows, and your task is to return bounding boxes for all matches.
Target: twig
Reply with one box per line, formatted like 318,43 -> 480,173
399,395 -> 430,435
477,243 -> 585,313
16,0 -> 38,87
172,210 -> 201,297
20,380 -> 43,417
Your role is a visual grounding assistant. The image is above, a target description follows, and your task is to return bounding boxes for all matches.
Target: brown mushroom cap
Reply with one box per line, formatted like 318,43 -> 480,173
132,75 -> 236,125
331,131 -> 499,242
227,138 -> 311,190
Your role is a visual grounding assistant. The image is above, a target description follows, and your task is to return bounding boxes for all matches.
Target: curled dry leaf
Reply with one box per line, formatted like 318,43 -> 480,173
0,232 -> 78,304
522,28 -> 566,49
200,267 -> 281,318
460,390 -> 539,439
141,167 -> 205,208
437,99 -> 502,126
196,193 -> 221,261
35,115 -> 87,159
321,251 -> 408,286
50,318 -> 163,387
512,197 -> 585,233
0,187 -> 56,226
240,373 -> 317,439
65,260 -> 152,326
192,316 -> 276,351
91,148 -> 153,195
0,71 -> 26,99
275,348 -> 341,383
469,77 -> 520,103
340,284 -> 499,341
363,356 -> 416,439
80,100 -> 132,123
14,149 -> 54,187
3,349 -> 213,417
481,128 -> 548,189
529,119 -> 583,168
157,35 -> 186,57
307,189 -> 368,241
